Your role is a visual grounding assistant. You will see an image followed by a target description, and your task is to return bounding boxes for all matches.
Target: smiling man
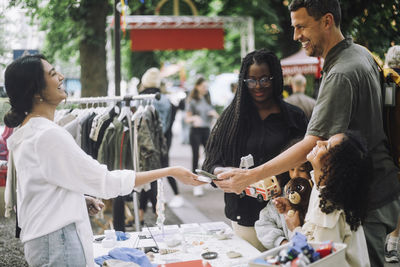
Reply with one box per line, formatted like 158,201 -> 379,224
215,1 -> 400,266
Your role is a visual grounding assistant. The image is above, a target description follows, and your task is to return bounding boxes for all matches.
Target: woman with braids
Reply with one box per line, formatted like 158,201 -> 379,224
3,54 -> 200,266
277,131 -> 371,266
202,48 -> 308,251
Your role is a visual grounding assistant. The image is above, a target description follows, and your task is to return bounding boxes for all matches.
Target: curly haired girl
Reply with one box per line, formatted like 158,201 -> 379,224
279,131 -> 372,267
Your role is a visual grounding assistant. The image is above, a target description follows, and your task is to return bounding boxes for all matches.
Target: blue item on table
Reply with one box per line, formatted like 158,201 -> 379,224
94,255 -> 112,265
115,231 -> 130,241
94,247 -> 157,267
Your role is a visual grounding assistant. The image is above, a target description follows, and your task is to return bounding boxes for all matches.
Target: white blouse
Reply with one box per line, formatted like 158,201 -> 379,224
290,172 -> 370,267
7,117 -> 136,267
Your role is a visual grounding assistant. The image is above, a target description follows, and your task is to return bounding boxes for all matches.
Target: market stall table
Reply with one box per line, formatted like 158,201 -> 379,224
93,221 -> 261,266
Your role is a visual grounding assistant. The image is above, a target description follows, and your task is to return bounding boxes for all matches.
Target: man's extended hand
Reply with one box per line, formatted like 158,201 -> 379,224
214,167 -> 234,175
214,168 -> 253,194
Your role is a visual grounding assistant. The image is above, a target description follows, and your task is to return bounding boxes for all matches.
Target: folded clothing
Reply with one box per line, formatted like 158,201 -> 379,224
94,247 -> 156,267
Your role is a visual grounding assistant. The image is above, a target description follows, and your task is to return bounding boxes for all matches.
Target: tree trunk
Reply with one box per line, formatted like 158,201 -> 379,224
79,0 -> 109,97
276,2 -> 299,58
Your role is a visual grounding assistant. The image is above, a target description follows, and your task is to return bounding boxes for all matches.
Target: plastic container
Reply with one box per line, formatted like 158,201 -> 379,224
248,242 -> 347,267
102,229 -> 117,248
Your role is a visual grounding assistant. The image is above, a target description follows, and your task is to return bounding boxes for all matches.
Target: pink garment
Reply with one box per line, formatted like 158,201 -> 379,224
0,126 -> 13,160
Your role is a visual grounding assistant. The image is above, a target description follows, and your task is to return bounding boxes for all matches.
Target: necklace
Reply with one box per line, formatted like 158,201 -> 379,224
28,113 -> 44,118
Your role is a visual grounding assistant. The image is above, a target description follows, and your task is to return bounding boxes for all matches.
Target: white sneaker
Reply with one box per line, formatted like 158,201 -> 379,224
385,238 -> 399,263
193,186 -> 204,197
169,195 -> 184,208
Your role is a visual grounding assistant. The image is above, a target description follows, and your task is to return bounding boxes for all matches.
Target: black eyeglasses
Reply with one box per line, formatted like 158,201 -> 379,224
244,76 -> 274,88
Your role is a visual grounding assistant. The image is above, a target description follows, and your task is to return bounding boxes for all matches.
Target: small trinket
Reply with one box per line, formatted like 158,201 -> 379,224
226,251 -> 242,258
159,248 -> 179,255
165,237 -> 181,247
201,251 -> 218,260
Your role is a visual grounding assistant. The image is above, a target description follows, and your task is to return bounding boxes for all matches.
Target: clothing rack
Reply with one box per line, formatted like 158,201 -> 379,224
65,93 -> 161,105
64,93 -> 161,233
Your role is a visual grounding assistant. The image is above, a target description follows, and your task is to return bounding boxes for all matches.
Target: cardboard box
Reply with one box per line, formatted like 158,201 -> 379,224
249,242 -> 347,267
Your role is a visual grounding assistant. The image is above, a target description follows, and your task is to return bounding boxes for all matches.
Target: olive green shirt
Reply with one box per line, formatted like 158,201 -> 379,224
307,38 -> 400,210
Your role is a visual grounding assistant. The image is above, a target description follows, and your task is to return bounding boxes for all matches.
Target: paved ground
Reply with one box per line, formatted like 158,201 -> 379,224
0,216 -> 27,267
163,135 -> 229,226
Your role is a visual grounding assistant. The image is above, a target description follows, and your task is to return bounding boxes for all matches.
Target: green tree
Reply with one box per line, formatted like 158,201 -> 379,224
0,12 -> 8,68
340,0 -> 400,58
8,0 -> 399,95
10,0 -> 111,97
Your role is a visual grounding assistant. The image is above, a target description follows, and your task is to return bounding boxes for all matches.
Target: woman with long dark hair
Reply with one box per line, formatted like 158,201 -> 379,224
3,54 -> 200,266
202,49 -> 308,250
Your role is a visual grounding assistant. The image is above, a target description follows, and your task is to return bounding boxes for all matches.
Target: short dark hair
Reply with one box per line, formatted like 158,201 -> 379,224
318,131 -> 372,231
289,0 -> 341,27
4,54 -> 47,127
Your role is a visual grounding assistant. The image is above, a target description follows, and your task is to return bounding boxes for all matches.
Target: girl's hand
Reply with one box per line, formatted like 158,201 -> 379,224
273,197 -> 291,214
171,166 -> 205,186
284,210 -> 301,231
280,239 -> 289,246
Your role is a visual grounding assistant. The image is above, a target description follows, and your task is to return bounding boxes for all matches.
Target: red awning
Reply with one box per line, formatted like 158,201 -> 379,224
130,28 -> 224,51
281,49 -> 323,78
126,16 -> 225,51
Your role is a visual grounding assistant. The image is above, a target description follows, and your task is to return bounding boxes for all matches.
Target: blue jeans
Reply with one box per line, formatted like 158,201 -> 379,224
24,223 -> 86,267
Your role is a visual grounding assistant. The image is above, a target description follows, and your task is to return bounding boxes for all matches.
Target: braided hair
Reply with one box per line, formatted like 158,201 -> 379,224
203,49 -> 283,171
317,131 -> 372,231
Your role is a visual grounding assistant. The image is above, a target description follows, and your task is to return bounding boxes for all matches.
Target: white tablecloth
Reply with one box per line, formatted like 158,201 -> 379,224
93,221 -> 261,267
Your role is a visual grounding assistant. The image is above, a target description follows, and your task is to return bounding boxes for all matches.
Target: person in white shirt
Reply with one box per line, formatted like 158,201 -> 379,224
274,131 -> 371,267
3,54 -> 202,267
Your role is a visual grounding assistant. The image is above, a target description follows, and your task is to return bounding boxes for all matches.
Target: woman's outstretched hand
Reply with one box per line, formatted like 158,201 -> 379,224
170,166 -> 205,186
213,168 -> 253,194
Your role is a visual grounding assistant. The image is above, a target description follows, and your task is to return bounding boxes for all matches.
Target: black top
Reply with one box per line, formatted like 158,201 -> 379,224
224,100 -> 308,226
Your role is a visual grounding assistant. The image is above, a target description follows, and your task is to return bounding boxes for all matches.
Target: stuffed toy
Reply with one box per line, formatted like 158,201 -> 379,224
284,177 -> 313,225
